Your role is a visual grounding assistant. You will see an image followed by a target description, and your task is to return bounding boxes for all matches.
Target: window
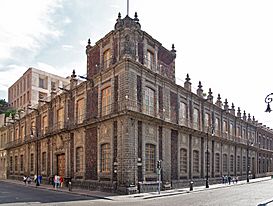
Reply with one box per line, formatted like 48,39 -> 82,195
39,78 -> 47,89
230,123 -> 233,136
193,150 -> 199,173
101,143 -> 110,173
145,144 -> 156,173
14,156 -> 18,171
76,147 -> 83,172
101,87 -> 111,116
180,148 -> 187,174
147,50 -> 154,70
223,154 -> 228,173
10,156 -> 13,172
144,87 -> 155,116
103,49 -> 111,68
42,115 -> 48,134
243,156 -> 246,172
57,108 -> 64,129
20,155 -> 24,172
204,113 -> 210,128
237,156 -> 241,172
42,152 -> 46,172
76,99 -> 85,124
215,153 -> 220,173
193,109 -> 200,130
237,126 -> 241,137
20,125 -> 25,139
230,155 -> 234,173
179,102 -> 187,125
223,121 -> 228,133
215,118 -> 220,135
30,153 -> 34,172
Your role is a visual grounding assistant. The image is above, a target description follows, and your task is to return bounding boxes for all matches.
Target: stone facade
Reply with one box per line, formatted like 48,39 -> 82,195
0,13 -> 273,194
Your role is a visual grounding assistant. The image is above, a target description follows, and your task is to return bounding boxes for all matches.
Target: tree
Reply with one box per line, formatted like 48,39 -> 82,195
0,99 -> 16,118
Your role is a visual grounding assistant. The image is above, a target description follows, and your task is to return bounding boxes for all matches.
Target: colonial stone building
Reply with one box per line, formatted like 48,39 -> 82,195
1,13 -> 273,193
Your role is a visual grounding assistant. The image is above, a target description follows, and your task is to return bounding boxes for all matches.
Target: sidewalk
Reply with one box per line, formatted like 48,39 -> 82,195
1,176 -> 271,201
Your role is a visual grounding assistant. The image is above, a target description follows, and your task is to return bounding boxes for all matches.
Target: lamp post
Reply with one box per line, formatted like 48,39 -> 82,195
265,93 -> 273,113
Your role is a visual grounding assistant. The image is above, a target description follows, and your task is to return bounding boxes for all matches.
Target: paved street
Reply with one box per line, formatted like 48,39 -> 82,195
1,178 -> 273,206
0,181 -> 105,205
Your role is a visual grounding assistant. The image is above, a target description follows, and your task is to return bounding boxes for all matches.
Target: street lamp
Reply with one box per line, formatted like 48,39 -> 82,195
265,93 -> 273,113
28,104 -> 40,187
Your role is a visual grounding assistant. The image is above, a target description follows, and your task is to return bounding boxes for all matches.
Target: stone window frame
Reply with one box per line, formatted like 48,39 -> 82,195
193,150 -> 199,173
215,153 -> 220,173
100,143 -> 111,174
103,49 -> 111,69
30,153 -> 34,172
144,87 -> 155,116
145,143 -> 156,174
56,107 -> 64,129
230,154 -> 234,173
9,156 -> 13,172
242,156 -> 247,172
179,148 -> 187,174
20,154 -> 24,172
146,50 -> 155,71
237,155 -> 241,172
76,98 -> 85,124
14,155 -> 18,172
193,108 -> 200,130
223,153 -> 228,173
41,152 -> 46,172
178,101 -> 187,126
76,147 -> 83,173
101,86 -> 112,116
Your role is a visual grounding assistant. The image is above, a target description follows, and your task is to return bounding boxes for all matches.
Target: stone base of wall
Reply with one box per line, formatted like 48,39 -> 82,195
138,181 -> 159,193
172,177 -> 222,189
72,180 -> 117,193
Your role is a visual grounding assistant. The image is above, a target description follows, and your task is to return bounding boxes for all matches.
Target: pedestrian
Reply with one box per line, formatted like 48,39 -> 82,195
222,176 -> 225,184
60,176 -> 63,188
224,175 -> 227,184
34,174 -> 37,184
228,176 -> 231,185
235,176 -> 238,184
23,175 -> 27,185
27,176 -> 31,185
54,174 -> 57,189
56,175 -> 60,189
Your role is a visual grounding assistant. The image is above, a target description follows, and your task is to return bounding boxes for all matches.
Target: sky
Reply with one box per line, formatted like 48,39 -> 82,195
0,0 -> 273,128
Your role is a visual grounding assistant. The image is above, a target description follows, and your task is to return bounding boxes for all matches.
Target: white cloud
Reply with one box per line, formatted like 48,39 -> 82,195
0,0 -> 63,61
62,44 -> 73,49
63,17 -> 72,24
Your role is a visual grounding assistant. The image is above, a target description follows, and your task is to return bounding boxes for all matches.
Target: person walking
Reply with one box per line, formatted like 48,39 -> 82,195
23,175 -> 27,185
60,176 -> 63,188
228,176 -> 231,185
54,175 -> 57,189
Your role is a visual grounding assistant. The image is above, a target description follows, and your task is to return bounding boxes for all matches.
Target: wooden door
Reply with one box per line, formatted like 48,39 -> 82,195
57,154 -> 65,177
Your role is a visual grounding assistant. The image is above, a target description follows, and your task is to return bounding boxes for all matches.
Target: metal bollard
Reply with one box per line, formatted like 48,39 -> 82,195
189,180 -> 193,191
68,181 -> 72,191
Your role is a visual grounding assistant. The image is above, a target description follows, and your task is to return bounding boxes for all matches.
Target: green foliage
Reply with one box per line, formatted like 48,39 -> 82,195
0,99 -> 16,117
